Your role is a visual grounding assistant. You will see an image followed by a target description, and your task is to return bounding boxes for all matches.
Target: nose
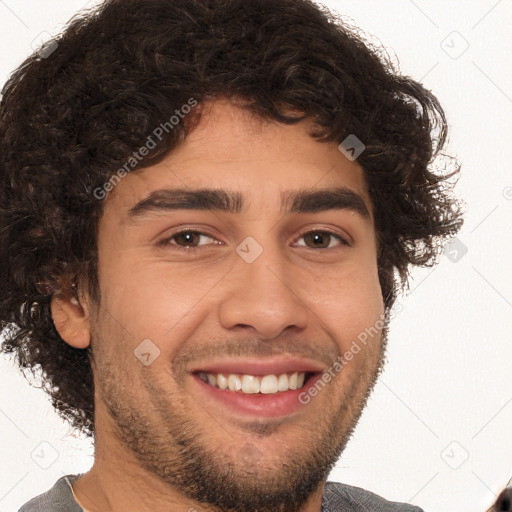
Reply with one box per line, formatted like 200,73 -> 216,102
218,246 -> 309,340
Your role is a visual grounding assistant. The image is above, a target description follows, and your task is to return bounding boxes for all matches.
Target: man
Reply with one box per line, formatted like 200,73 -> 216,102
0,0 -> 462,510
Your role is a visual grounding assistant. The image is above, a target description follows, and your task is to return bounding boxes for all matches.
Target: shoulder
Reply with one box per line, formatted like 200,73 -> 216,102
18,474 -> 83,512
322,481 -> 425,512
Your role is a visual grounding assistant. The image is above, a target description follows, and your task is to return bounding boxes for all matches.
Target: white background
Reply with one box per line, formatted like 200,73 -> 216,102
0,1 -> 511,511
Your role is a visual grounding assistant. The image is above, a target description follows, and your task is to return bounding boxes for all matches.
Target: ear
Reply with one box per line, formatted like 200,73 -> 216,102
51,288 -> 91,349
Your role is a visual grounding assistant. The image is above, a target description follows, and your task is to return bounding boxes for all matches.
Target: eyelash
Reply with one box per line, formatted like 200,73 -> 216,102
156,229 -> 350,253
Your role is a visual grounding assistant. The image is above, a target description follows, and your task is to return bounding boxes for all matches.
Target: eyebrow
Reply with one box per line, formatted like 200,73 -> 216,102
127,186 -> 370,220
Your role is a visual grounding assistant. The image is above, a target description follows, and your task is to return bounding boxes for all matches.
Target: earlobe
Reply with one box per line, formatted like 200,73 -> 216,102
51,291 -> 91,349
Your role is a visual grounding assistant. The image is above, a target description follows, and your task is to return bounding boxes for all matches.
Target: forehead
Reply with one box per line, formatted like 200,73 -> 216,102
101,100 -> 372,221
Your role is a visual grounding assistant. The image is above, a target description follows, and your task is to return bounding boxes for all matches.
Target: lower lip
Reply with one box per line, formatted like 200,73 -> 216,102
191,373 -> 320,418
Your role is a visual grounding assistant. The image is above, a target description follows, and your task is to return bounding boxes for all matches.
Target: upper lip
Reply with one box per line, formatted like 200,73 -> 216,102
190,357 -> 325,376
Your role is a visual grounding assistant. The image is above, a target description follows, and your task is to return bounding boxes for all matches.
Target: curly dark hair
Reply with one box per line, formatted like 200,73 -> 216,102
0,0 -> 462,438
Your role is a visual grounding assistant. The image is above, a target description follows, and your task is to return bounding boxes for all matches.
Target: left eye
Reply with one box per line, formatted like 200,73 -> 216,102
294,230 -> 349,249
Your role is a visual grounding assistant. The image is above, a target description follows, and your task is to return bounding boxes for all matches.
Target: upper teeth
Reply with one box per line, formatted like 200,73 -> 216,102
198,372 -> 306,394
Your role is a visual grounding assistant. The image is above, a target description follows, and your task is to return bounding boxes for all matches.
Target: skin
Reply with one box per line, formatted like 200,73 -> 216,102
52,99 -> 387,512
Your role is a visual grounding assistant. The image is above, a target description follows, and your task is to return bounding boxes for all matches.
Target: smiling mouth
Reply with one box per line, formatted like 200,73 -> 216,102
196,371 -> 316,394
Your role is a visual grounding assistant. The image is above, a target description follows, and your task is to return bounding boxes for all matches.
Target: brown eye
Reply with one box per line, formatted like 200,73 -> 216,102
173,231 -> 202,247
156,230 -> 218,251
297,231 -> 349,249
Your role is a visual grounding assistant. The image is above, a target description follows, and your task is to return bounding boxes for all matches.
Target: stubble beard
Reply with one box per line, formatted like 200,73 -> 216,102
90,327 -> 388,512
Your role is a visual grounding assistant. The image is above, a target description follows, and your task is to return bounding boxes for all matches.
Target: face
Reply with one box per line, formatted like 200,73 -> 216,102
84,100 -> 386,512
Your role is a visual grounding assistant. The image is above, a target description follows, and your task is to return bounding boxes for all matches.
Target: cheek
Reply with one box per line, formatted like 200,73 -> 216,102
96,256 -> 224,350
302,263 -> 384,351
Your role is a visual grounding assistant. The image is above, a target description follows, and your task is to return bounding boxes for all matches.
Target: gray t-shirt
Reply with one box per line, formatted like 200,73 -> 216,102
19,474 -> 425,511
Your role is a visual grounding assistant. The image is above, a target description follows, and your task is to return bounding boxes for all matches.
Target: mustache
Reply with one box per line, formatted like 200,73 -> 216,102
172,337 -> 341,374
